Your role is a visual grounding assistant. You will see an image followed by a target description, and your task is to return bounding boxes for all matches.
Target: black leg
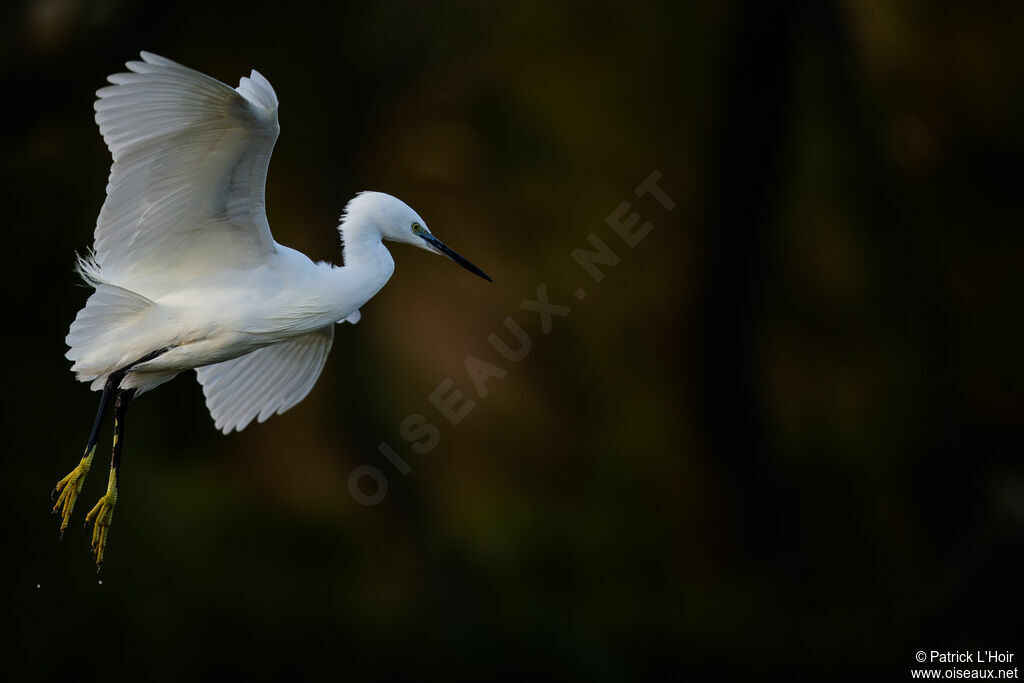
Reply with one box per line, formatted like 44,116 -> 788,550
85,377 -> 118,459
85,387 -> 136,569
52,346 -> 170,542
66,345 -> 168,478
111,388 -> 136,481
51,374 -> 123,534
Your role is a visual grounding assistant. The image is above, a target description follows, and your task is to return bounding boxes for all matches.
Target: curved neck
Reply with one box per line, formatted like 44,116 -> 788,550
314,219 -> 394,324
340,219 -> 388,269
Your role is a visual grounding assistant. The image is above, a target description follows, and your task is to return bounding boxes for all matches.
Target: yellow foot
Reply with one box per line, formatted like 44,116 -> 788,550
85,493 -> 116,570
51,448 -> 94,537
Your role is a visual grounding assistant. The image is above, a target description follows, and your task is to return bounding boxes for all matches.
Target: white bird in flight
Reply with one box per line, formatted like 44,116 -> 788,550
51,52 -> 491,569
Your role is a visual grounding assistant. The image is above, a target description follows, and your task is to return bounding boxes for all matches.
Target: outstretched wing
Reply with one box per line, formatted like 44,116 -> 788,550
92,51 -> 280,285
195,326 -> 334,434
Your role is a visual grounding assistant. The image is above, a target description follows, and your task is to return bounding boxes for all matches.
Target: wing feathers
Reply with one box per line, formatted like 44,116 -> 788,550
195,326 -> 334,434
91,52 -> 280,286
237,70 -> 279,111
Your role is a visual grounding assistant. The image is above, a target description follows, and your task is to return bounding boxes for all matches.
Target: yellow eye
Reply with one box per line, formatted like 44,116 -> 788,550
411,222 -> 423,235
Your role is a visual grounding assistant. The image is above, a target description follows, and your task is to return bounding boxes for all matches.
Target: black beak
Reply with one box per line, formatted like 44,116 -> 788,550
423,234 -> 493,282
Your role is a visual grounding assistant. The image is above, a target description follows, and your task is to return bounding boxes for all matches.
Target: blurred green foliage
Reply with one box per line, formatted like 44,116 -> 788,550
1,0 -> 1022,679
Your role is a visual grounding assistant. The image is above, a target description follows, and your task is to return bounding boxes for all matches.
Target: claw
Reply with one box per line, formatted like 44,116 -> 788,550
51,447 -> 95,535
84,492 -> 116,568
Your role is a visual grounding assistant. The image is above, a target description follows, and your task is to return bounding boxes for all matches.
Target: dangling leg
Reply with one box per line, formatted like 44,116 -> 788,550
85,387 -> 135,570
51,346 -> 169,541
51,374 -> 123,536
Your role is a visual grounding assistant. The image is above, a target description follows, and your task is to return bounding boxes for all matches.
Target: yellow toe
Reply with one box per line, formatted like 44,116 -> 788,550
85,493 -> 116,568
50,448 -> 94,535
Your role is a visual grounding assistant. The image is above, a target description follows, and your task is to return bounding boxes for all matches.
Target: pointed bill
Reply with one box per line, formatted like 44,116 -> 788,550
421,234 -> 492,282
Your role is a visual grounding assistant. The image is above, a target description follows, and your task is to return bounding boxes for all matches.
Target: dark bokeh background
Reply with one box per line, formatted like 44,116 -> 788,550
2,0 -> 1022,679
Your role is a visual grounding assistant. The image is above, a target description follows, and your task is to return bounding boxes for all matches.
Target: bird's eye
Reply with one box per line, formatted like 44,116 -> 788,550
411,222 -> 423,235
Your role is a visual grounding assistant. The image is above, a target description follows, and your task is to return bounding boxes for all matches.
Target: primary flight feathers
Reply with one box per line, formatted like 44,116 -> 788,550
92,51 -> 280,284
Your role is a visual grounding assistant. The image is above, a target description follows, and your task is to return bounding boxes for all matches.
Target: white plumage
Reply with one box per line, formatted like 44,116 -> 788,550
196,325 -> 334,433
67,52 -> 491,434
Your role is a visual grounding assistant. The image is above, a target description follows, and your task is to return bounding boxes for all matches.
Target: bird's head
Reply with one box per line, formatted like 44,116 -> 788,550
342,191 -> 492,282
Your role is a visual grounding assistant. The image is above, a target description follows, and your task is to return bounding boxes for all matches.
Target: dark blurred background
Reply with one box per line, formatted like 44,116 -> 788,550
2,0 -> 1022,680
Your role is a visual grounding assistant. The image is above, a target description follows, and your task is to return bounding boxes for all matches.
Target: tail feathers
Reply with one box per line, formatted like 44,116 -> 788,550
66,284 -> 156,388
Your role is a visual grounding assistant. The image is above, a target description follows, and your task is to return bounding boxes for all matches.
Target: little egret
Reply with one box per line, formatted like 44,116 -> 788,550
52,52 -> 491,569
